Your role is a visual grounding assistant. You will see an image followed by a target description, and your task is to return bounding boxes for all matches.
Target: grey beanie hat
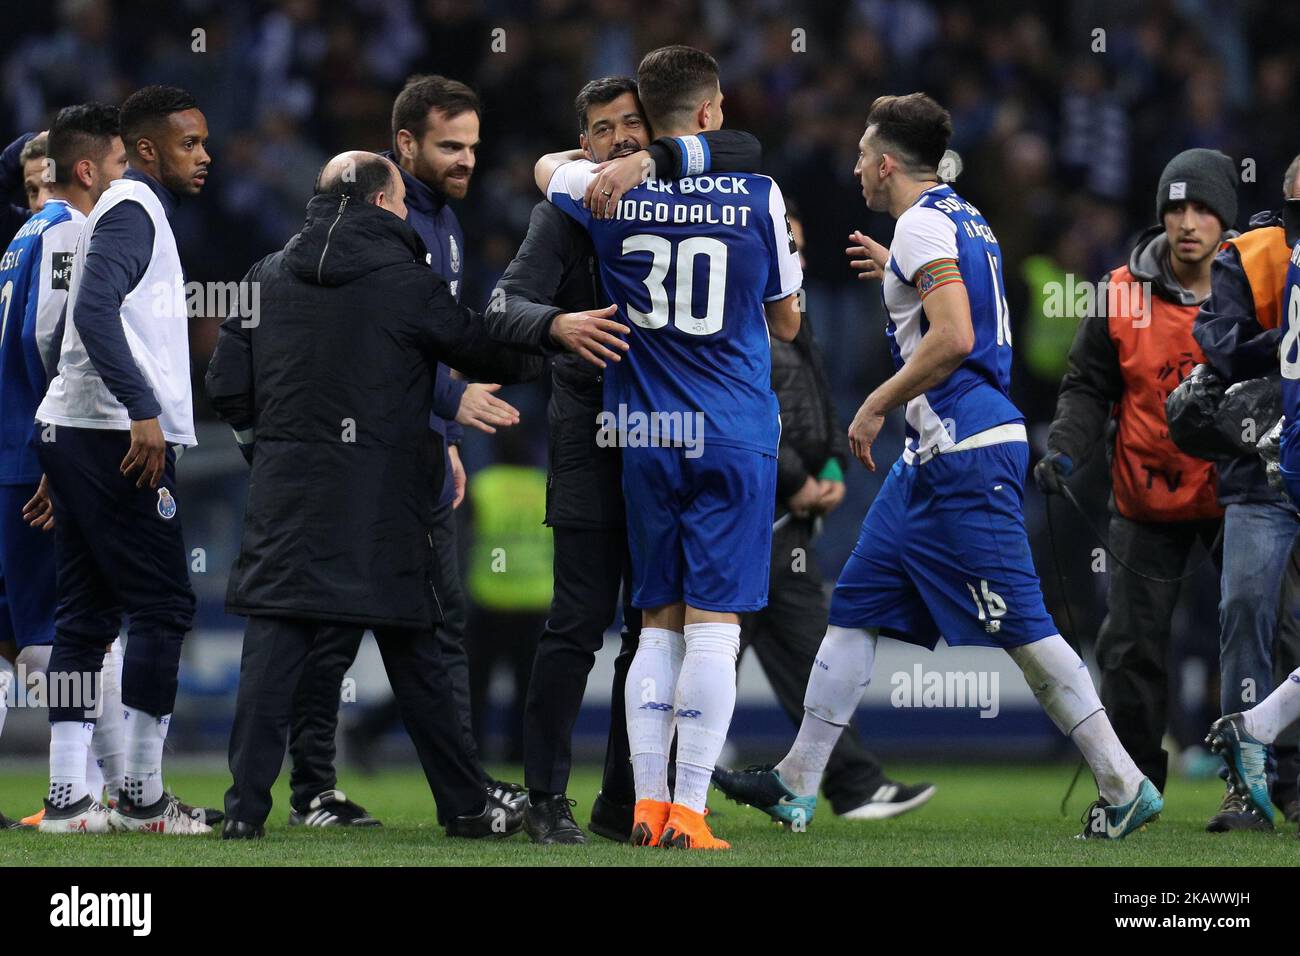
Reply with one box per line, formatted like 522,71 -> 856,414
1156,148 -> 1238,228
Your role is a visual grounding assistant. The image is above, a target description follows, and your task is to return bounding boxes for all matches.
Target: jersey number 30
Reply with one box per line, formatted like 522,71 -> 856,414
622,234 -> 728,335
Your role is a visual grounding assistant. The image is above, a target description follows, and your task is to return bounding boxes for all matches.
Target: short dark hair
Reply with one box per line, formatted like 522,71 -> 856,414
315,154 -> 396,203
865,93 -> 952,173
391,74 -> 480,146
574,76 -> 639,134
636,45 -> 719,130
48,103 -> 120,185
120,85 -> 198,154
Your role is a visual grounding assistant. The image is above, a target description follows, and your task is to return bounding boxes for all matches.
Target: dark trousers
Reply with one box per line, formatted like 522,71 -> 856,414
522,525 -> 640,800
225,615 -> 484,826
285,504 -> 484,815
742,519 -> 887,814
466,607 -> 543,763
36,426 -> 195,723
1096,513 -> 1221,793
1271,536 -> 1300,811
288,624 -> 363,810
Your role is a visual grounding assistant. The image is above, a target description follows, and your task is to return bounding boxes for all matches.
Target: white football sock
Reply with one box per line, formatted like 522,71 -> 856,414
625,627 -> 685,803
49,720 -> 94,808
85,744 -> 104,803
0,667 -> 11,738
93,640 -> 126,798
777,626 -> 876,797
1009,634 -> 1143,805
123,707 -> 171,806
1243,668 -> 1300,744
672,622 -> 741,812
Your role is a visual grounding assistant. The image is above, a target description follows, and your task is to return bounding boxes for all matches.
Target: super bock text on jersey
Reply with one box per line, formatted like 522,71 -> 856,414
545,154 -> 802,611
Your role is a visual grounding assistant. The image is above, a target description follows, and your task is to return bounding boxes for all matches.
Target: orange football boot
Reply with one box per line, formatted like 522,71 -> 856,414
19,807 -> 44,826
630,799 -> 671,846
658,803 -> 730,850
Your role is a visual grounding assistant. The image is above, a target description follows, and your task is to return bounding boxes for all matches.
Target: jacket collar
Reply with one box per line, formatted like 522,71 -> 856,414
123,165 -> 178,220
381,150 -> 446,216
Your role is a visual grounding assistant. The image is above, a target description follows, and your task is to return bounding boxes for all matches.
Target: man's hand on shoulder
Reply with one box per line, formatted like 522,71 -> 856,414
584,151 -> 653,220
549,304 -> 629,368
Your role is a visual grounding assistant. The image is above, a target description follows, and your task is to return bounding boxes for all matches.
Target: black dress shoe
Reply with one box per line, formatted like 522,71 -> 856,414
523,794 -> 586,844
588,790 -> 633,843
222,819 -> 265,840
446,792 -> 524,839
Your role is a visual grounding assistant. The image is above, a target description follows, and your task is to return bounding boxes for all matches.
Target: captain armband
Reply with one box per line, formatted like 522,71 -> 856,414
915,257 -> 963,299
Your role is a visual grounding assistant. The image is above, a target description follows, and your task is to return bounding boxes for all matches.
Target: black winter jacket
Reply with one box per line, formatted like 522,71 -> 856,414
771,314 -> 849,509
206,194 -> 533,628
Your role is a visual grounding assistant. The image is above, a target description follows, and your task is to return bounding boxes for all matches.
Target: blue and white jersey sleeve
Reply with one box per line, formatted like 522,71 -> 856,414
762,177 -> 802,302
31,216 -> 79,382
545,160 -> 596,229
890,205 -> 958,283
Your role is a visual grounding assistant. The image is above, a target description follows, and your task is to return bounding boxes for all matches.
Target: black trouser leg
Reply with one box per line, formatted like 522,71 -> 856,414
1272,537 -> 1300,810
288,624 -> 364,810
225,616 -> 316,826
601,617 -> 639,805
522,526 -> 626,795
1096,516 -> 1202,794
746,521 -> 886,814
38,428 -> 195,723
373,625 -> 485,820
430,504 -> 482,777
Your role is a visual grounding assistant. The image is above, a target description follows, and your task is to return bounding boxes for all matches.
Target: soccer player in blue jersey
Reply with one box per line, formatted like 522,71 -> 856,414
714,93 -> 1162,840
1208,239 -> 1300,832
535,45 -> 801,849
0,106 -> 128,831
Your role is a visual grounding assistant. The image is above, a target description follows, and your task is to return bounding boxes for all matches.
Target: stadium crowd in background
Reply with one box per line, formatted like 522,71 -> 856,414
4,0 -> 1300,847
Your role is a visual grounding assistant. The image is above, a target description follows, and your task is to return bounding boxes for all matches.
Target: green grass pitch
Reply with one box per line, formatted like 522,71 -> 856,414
2,763 -> 1296,866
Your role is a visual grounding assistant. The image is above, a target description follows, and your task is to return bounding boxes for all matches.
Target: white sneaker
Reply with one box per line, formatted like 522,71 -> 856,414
836,782 -> 937,820
109,792 -> 213,835
38,795 -> 112,834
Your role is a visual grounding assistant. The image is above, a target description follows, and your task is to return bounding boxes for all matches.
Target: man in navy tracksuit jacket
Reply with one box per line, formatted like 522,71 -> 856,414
283,76 -> 535,827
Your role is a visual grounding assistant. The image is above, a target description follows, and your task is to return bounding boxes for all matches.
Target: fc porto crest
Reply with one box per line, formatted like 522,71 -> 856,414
156,487 -> 177,520
448,234 -> 461,275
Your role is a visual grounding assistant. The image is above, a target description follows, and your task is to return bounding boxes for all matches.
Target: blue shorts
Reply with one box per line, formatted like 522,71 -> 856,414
829,441 -> 1058,650
622,443 -> 775,613
0,480 -> 56,649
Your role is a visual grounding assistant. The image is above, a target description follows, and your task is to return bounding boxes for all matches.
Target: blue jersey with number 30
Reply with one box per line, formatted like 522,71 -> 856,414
547,159 -> 802,455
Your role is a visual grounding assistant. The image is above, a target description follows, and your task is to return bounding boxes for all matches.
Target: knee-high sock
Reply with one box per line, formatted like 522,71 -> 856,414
0,667 -> 10,739
49,720 -> 94,808
1244,668 -> 1300,744
123,707 -> 171,806
777,626 -> 876,798
625,627 -> 685,803
1009,634 -> 1143,804
92,640 -> 125,797
672,622 -> 741,812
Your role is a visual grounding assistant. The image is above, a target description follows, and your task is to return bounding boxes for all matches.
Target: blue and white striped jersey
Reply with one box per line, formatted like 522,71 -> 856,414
881,184 -> 1022,464
0,199 -> 82,484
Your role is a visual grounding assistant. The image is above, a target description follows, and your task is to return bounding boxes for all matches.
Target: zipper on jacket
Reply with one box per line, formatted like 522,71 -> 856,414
317,194 -> 349,284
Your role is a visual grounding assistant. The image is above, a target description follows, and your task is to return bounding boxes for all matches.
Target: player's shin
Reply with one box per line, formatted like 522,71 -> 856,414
625,627 -> 685,802
92,640 -> 126,798
0,666 -> 9,739
1243,667 -> 1300,744
777,625 -> 877,797
1008,634 -> 1143,804
123,707 -> 171,806
49,721 -> 95,808
673,622 -> 741,812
